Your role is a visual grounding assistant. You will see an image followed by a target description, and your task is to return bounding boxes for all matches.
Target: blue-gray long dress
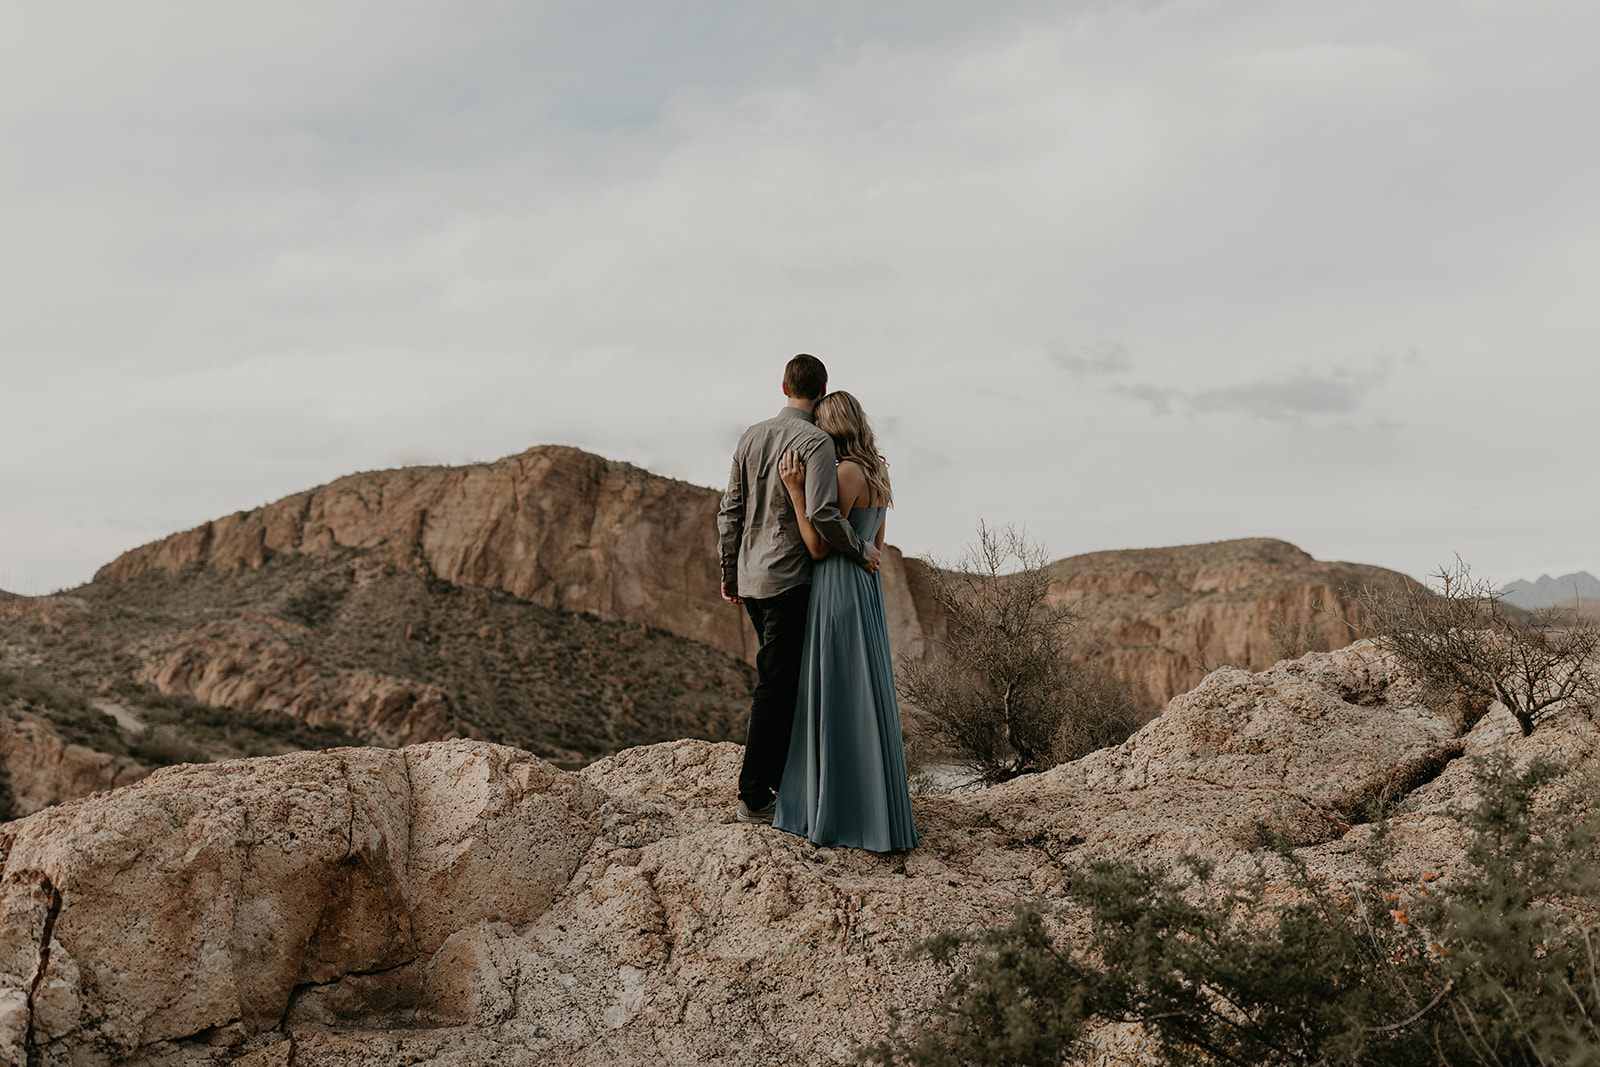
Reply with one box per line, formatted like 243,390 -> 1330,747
773,505 -> 920,852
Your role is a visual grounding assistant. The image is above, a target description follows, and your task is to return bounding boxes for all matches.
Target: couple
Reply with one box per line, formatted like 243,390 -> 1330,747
717,354 -> 919,853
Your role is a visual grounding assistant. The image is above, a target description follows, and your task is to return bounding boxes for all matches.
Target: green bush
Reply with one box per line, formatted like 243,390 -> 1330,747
864,756 -> 1600,1066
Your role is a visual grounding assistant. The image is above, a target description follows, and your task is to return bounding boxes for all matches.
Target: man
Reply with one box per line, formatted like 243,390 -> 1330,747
718,354 -> 881,823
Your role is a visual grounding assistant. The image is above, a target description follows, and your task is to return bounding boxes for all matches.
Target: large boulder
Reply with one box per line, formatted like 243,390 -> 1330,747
0,741 -> 599,1065
0,643 -> 1589,1066
0,711 -> 145,818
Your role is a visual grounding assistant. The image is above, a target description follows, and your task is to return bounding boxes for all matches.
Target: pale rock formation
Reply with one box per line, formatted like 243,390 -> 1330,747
1,641 -> 1587,1066
90,446 -> 941,670
0,712 -> 145,817
1049,538 -> 1413,705
137,614 -> 454,747
0,741 -> 599,1066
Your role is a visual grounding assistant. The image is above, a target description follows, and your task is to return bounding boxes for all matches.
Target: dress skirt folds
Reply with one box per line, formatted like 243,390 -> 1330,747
773,506 -> 920,852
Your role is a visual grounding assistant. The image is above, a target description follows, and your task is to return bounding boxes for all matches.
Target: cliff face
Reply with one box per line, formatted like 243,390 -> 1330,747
93,448 -> 1404,713
0,645 -> 1585,1066
1048,538 -> 1411,706
2,554 -> 756,773
98,446 -> 753,655
95,446 -> 939,669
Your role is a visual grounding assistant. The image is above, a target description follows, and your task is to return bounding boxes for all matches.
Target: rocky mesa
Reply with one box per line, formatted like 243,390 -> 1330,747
2,640 -> 1591,1066
80,446 -> 1410,715
91,445 -> 939,668
1050,537 -> 1412,707
2,446 -> 1416,815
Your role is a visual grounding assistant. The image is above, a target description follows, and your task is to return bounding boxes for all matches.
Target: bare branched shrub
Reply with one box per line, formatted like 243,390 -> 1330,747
1352,557 -> 1600,736
1050,661 -> 1150,766
1269,611 -> 1327,662
897,523 -> 1144,785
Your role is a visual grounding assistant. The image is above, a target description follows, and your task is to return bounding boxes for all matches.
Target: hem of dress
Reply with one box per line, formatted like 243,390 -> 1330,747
773,821 -> 920,854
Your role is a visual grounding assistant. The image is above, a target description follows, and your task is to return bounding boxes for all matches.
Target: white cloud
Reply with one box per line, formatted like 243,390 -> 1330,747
2,0 -> 1599,593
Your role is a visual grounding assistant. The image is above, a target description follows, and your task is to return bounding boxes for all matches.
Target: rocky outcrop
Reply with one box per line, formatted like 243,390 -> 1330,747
1,641 -> 1585,1066
4,556 -> 758,766
89,450 -> 1409,712
0,712 -> 145,818
1049,537 -> 1413,706
92,446 -> 941,669
0,741 -> 600,1065
137,614 -> 454,748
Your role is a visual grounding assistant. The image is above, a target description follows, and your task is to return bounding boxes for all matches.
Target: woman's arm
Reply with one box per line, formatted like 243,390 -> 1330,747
778,449 -> 831,560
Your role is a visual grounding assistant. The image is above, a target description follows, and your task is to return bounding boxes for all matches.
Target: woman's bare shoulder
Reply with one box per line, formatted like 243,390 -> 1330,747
836,460 -> 870,507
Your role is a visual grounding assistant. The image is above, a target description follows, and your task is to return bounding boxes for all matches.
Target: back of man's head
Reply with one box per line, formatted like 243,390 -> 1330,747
784,354 -> 828,400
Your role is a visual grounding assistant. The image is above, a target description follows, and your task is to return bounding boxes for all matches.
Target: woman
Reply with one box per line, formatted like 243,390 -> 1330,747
772,391 -> 919,852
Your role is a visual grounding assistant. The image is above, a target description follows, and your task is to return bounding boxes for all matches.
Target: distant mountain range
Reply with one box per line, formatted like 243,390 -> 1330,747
1501,572 -> 1600,609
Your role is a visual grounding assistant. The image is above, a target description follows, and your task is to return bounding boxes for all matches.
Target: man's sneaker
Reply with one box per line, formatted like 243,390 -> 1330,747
736,798 -> 776,824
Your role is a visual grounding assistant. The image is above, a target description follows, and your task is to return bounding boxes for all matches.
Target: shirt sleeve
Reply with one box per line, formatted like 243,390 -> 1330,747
803,436 -> 871,565
717,447 -> 746,583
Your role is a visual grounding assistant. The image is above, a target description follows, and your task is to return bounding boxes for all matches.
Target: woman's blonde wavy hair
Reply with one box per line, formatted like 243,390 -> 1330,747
814,390 -> 892,507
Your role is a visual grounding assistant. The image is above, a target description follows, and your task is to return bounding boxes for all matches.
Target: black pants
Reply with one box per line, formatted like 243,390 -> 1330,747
738,583 -> 811,809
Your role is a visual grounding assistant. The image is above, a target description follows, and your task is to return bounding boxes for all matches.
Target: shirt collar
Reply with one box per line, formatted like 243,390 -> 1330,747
776,405 -> 816,423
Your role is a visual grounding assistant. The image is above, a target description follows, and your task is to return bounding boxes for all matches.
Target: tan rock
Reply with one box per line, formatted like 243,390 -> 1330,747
2,645 -> 1589,1067
0,740 -> 600,1063
1048,538 -> 1415,705
137,616 -> 452,746
0,710 -> 146,817
92,446 -> 940,671
86,449 -> 1415,724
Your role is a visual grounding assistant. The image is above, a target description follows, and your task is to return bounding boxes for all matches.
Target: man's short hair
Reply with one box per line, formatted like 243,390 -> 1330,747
784,354 -> 828,400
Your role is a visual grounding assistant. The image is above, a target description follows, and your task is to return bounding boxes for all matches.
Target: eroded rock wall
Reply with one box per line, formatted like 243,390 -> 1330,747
94,448 -> 776,663
91,449 -> 1409,711
1050,537 -> 1413,705
0,712 -> 145,818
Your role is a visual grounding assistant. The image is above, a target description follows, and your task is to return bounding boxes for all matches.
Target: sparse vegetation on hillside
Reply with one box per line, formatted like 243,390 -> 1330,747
0,662 -> 356,771
863,757 -> 1600,1067
0,665 -> 126,753
1350,558 -> 1600,736
1,549 -> 756,769
898,524 -> 1146,785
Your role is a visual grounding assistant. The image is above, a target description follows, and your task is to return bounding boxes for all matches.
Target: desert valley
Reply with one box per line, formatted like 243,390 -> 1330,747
0,446 -> 1594,1065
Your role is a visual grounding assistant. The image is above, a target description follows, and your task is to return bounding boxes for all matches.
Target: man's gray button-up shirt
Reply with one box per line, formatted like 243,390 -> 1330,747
717,406 -> 873,600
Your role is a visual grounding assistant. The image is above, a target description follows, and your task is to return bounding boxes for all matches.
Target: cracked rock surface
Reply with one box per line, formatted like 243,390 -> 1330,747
1,641 -> 1594,1066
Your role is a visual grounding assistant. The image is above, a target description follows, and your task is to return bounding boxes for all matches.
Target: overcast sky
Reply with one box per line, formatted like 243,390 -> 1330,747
3,0 -> 1597,596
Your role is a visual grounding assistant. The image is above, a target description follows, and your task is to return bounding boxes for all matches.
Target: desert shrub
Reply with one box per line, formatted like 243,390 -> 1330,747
126,727 -> 210,767
113,681 -> 359,755
0,666 -> 127,753
1352,558 -> 1600,736
864,756 -> 1600,1067
897,524 -> 1145,785
1049,665 -> 1149,766
0,666 -> 89,714
1269,611 -> 1328,661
